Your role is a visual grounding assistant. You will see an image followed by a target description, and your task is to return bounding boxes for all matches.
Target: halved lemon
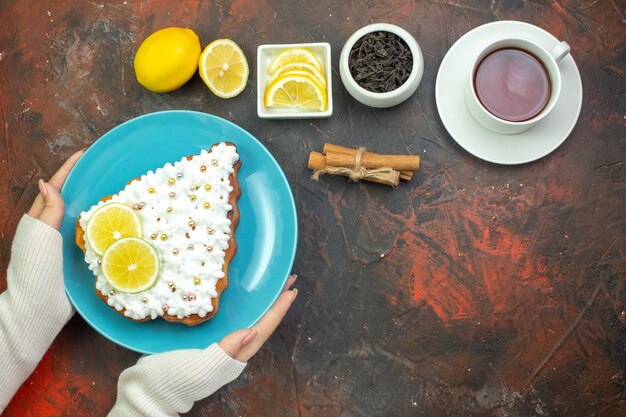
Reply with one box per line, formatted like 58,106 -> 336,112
101,237 -> 159,293
269,63 -> 326,88
199,38 -> 249,98
264,73 -> 327,111
268,48 -> 322,74
86,202 -> 142,256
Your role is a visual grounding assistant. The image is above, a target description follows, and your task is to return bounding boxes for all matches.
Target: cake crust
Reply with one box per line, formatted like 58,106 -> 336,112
76,142 -> 241,326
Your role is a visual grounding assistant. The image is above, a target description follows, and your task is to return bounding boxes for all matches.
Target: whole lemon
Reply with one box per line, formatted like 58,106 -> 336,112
134,27 -> 201,93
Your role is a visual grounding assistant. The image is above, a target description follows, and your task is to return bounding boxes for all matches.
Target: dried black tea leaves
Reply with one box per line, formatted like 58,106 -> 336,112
348,31 -> 413,93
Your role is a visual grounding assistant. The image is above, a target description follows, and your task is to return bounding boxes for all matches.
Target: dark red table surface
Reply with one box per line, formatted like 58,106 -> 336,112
1,1 -> 624,416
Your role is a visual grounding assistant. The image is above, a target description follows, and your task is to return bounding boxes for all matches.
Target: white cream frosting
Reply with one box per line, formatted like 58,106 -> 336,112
78,143 -> 239,321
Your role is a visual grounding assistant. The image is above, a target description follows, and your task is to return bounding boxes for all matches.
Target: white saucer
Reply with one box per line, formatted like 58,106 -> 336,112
435,21 -> 583,165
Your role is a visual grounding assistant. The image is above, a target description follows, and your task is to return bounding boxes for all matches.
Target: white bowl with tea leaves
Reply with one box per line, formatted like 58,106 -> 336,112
340,23 -> 424,108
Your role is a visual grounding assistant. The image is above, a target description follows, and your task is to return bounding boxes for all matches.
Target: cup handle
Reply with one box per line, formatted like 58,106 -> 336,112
551,41 -> 571,63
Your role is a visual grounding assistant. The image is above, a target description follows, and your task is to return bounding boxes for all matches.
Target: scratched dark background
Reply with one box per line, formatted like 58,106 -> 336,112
0,0 -> 624,416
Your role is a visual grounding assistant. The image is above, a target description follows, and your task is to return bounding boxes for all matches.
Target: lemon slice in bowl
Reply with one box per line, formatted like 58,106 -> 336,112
264,73 -> 327,111
199,39 -> 249,98
101,237 -> 159,293
86,202 -> 142,256
269,63 -> 326,88
268,48 -> 322,74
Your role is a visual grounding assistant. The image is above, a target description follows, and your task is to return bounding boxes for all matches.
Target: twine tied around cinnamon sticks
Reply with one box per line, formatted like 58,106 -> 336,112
311,147 -> 399,186
308,143 -> 420,187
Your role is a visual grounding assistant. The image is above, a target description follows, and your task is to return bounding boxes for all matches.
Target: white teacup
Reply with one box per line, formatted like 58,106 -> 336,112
465,38 -> 570,135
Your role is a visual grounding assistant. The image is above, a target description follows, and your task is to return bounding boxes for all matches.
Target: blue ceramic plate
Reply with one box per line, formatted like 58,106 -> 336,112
61,110 -> 297,354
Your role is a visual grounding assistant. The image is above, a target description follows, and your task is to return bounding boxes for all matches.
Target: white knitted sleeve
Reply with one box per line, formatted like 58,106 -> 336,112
108,343 -> 246,417
0,215 -> 74,412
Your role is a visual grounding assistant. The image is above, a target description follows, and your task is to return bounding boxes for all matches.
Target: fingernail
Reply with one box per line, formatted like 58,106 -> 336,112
38,179 -> 48,197
80,148 -> 87,151
292,288 -> 298,299
241,329 -> 258,346
285,274 -> 298,290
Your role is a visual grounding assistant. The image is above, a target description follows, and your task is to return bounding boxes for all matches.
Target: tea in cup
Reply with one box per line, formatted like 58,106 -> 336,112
465,38 -> 570,134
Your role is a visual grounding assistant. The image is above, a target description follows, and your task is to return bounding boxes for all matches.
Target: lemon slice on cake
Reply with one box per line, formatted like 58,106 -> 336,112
86,202 -> 142,256
199,39 -> 249,98
101,237 -> 159,293
264,73 -> 327,111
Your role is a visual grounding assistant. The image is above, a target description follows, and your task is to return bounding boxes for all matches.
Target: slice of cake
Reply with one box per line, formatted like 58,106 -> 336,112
76,142 -> 241,326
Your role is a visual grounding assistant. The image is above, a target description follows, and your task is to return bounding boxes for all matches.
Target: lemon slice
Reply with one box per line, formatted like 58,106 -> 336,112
268,48 -> 322,74
269,63 -> 326,88
199,39 -> 249,98
86,202 -> 142,256
264,73 -> 327,111
101,237 -> 159,293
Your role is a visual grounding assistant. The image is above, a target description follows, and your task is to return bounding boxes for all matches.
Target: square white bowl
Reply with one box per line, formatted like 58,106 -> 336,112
257,42 -> 333,119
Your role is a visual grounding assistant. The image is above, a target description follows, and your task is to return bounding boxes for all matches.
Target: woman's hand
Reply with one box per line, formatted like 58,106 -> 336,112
27,150 -> 84,229
219,274 -> 298,362
108,276 -> 299,417
0,150 -> 84,411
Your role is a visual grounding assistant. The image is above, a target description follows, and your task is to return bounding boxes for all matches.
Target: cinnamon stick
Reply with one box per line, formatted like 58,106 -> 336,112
308,152 -> 400,186
325,150 -> 419,172
322,144 -> 414,180
307,151 -> 328,170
